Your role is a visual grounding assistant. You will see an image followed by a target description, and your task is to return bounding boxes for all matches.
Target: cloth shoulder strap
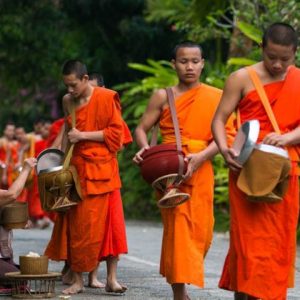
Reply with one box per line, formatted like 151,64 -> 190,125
63,101 -> 76,169
246,67 -> 281,134
150,88 -> 182,151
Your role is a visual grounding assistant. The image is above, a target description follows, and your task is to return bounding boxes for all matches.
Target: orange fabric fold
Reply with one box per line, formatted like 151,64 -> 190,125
27,139 -> 48,219
159,84 -> 235,287
47,118 -> 64,147
219,67 -> 300,299
0,139 -> 18,188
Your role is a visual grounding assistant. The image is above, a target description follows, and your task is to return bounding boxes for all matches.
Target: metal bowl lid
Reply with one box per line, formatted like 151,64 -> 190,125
36,148 -> 64,174
38,165 -> 63,175
232,120 -> 260,165
254,143 -> 289,158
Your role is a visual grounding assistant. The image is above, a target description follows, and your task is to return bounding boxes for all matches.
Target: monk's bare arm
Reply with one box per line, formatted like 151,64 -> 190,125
184,141 -> 219,179
263,126 -> 300,147
212,71 -> 244,170
133,89 -> 166,163
62,95 -> 105,144
0,158 -> 36,207
50,123 -> 65,150
135,89 -> 166,148
68,129 -> 104,143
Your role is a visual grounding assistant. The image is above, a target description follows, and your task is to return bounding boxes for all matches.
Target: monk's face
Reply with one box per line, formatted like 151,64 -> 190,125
262,40 -> 296,76
4,124 -> 15,140
63,73 -> 89,99
172,47 -> 204,84
15,127 -> 27,143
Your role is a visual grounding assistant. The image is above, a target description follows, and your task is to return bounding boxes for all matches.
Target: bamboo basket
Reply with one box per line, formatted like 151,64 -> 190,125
19,256 -> 49,275
0,202 -> 28,230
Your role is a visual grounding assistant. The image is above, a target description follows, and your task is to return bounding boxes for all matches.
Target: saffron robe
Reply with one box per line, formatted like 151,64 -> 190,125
219,66 -> 300,300
0,139 -> 18,189
27,139 -> 48,220
45,87 -> 123,272
159,84 -> 235,287
47,118 -> 64,147
99,121 -> 131,260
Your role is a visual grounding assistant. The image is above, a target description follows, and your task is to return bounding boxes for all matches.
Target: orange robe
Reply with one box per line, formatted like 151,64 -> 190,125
99,119 -> 131,260
47,118 -> 64,147
219,66 -> 300,299
45,87 -> 123,272
15,135 -> 35,203
0,139 -> 18,189
159,84 -> 235,287
27,139 -> 48,219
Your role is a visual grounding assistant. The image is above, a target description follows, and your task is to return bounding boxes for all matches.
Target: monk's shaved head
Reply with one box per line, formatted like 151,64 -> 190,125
262,22 -> 298,51
172,41 -> 203,60
62,59 -> 88,79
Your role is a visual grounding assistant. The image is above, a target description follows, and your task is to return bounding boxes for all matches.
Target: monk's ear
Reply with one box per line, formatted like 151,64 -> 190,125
82,74 -> 89,82
201,59 -> 205,68
171,59 -> 176,69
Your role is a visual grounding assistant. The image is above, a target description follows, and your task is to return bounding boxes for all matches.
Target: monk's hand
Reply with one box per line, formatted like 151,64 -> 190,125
184,152 -> 206,180
262,132 -> 288,147
68,127 -> 82,144
133,146 -> 150,165
221,147 -> 242,172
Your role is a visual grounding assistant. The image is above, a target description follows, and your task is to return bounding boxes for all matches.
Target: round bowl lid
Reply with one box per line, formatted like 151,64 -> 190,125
36,148 -> 64,174
232,120 -> 260,165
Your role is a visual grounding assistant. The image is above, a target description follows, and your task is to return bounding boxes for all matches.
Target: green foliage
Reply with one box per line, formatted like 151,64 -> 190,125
146,0 -> 231,42
0,0 -> 182,131
236,21 -> 262,44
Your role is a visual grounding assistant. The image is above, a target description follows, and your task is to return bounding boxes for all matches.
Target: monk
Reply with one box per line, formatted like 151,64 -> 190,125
45,59 -> 124,295
212,22 -> 300,300
133,41 -> 235,300
89,72 -> 130,293
59,72 -> 130,292
0,157 -> 36,295
0,123 -> 18,189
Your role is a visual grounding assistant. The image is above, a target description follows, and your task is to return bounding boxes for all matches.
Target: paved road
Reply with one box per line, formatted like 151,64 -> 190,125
3,221 -> 300,299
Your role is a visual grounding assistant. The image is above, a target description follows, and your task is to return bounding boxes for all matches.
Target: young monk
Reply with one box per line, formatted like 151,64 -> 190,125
45,60 -> 124,295
0,157 -> 36,294
133,41 -> 235,300
89,72 -> 130,293
212,22 -> 300,300
59,72 -> 129,292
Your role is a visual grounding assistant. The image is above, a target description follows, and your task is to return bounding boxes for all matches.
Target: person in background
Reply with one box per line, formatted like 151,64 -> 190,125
0,157 -> 37,295
0,123 -> 18,189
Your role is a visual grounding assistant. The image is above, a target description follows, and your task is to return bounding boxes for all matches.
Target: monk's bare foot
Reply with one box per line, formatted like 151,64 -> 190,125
62,269 -> 75,285
62,284 -> 84,295
88,277 -> 105,288
105,280 -> 127,294
62,273 -> 84,295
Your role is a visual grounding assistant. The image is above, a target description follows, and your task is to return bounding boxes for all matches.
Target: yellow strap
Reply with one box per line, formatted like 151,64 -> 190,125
63,101 -> 76,170
246,67 -> 300,161
246,67 -> 281,134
